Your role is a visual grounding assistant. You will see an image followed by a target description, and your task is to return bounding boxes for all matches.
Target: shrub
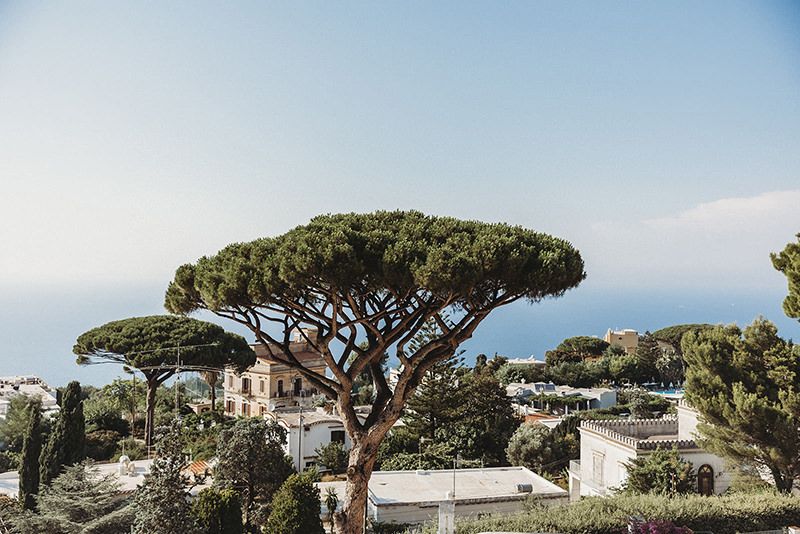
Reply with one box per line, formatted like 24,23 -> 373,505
192,487 -> 243,534
86,429 -> 123,461
115,438 -> 147,461
435,492 -> 800,534
622,447 -> 695,495
264,472 -> 324,534
315,441 -> 348,474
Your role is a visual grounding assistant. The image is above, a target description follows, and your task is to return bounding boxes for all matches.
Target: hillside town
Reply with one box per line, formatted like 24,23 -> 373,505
2,291 -> 800,534
3,3 -> 800,534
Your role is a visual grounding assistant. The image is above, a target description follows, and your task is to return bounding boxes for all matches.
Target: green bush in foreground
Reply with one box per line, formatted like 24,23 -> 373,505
421,492 -> 800,534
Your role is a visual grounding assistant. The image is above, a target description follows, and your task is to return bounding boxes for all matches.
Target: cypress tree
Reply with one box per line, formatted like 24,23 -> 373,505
18,399 -> 43,510
39,381 -> 85,486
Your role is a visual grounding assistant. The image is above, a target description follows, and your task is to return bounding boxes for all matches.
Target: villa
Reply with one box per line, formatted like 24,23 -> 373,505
222,328 -> 327,417
568,400 -> 730,500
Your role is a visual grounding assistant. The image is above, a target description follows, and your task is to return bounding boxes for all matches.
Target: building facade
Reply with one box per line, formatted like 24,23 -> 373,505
222,329 -> 328,417
568,402 -> 731,500
267,407 -> 352,472
603,329 -> 639,354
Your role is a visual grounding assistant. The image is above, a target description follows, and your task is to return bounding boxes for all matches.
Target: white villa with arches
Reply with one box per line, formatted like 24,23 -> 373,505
568,400 -> 731,500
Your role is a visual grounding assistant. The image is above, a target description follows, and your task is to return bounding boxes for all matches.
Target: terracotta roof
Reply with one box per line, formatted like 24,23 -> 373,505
184,459 -> 212,476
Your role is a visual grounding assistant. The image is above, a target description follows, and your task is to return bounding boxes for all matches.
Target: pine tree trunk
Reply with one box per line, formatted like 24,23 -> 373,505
332,434 -> 383,534
771,467 -> 794,493
144,377 -> 158,448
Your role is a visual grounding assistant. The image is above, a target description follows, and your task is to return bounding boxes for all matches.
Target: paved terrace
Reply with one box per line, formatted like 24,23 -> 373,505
580,416 -> 699,451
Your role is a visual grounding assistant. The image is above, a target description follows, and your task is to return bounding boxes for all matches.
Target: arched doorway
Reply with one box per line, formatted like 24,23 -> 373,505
698,464 -> 714,496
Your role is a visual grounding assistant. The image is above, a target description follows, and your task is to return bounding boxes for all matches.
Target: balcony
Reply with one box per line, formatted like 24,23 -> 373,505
271,388 -> 319,399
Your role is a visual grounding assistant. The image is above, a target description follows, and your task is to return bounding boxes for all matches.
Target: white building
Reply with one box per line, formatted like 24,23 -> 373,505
0,375 -> 59,421
506,382 -> 617,412
505,356 -> 547,368
317,466 -> 567,526
267,407 -> 353,472
568,401 -> 731,500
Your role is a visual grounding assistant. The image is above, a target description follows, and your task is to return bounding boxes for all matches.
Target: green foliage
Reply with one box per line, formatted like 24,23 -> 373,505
772,234 -> 800,319
651,324 -> 714,353
634,333 -> 660,383
74,316 -> 255,376
683,318 -> 800,492
39,381 -> 86,486
315,441 -> 348,474
440,366 -> 518,466
403,352 -> 465,443
114,437 -> 146,461
85,430 -> 123,461
494,362 -> 544,385
166,211 -> 585,315
380,441 -> 481,471
18,399 -> 43,510
430,492 -> 800,534
621,387 -> 657,419
0,395 -> 45,454
505,423 -> 558,472
264,472 -> 324,534
180,411 -> 231,462
0,450 -> 19,472
74,315 -> 255,446
655,349 -> 684,385
622,447 -> 695,495
163,211 -> 585,531
323,486 -> 338,519
506,416 -> 582,475
214,418 -> 293,531
546,336 -> 609,365
83,377 -> 144,436
132,421 -> 198,534
16,461 -> 134,534
546,360 -> 607,387
192,487 -> 243,534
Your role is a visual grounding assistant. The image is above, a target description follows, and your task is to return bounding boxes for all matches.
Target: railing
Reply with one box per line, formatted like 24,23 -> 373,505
271,388 -> 319,399
569,460 -> 581,475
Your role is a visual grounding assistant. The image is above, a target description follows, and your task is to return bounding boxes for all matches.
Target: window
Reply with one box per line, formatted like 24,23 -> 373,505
259,380 -> 265,393
293,377 -> 302,396
277,380 -> 284,396
228,375 -> 233,388
330,430 -> 345,444
592,452 -> 605,486
242,402 -> 250,416
241,378 -> 251,393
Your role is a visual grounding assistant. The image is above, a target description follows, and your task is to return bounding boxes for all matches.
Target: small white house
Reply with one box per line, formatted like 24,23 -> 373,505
568,401 -> 731,500
267,408 -> 352,472
0,376 -> 59,421
506,382 -> 617,412
317,466 -> 567,526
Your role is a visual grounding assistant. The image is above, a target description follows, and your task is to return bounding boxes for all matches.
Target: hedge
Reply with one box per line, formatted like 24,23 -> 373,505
418,492 -> 800,534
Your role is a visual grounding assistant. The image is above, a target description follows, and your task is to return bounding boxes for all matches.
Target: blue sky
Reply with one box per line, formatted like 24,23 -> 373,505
0,2 -> 799,385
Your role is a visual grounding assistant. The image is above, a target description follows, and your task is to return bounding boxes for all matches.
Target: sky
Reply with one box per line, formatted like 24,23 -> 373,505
1,1 -> 799,386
